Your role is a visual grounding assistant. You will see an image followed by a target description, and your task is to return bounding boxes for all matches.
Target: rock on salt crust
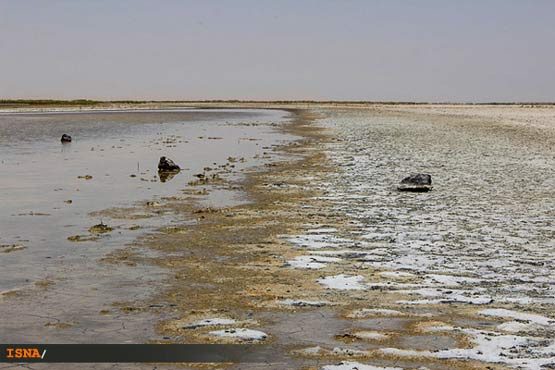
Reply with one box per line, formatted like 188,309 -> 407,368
317,274 -> 366,290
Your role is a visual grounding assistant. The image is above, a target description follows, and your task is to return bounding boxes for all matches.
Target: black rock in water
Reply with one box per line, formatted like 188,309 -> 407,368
61,134 -> 72,143
398,173 -> 432,192
158,156 -> 180,172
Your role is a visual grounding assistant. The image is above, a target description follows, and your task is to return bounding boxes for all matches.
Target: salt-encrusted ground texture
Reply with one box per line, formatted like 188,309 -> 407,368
282,107 -> 555,369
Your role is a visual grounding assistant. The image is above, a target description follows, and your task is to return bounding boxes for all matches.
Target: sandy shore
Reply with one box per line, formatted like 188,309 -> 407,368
1,103 -> 554,370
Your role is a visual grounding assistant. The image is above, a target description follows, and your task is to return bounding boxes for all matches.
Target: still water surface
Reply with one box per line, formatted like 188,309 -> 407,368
0,108 -> 294,292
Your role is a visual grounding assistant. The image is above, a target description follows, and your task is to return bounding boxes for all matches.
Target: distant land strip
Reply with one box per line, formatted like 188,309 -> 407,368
1,99 -> 555,106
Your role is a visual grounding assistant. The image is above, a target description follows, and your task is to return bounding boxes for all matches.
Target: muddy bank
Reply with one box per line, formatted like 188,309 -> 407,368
103,109 -> 346,369
123,106 -> 553,370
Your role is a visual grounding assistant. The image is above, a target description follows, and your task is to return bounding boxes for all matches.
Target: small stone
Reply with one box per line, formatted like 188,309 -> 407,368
401,173 -> 432,185
398,173 -> 432,192
158,156 -> 180,172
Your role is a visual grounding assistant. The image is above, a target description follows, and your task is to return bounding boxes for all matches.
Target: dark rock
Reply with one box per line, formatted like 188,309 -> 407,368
401,173 -> 432,185
158,156 -> 180,172
398,173 -> 432,192
158,157 -> 180,183
61,134 -> 72,143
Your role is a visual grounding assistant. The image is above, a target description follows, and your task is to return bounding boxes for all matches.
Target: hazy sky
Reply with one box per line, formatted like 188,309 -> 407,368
1,0 -> 554,102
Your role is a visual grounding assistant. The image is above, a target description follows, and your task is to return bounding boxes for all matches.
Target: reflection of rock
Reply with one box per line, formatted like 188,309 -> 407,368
158,170 -> 178,183
61,134 -> 72,143
158,156 -> 180,182
397,173 -> 432,192
158,156 -> 180,171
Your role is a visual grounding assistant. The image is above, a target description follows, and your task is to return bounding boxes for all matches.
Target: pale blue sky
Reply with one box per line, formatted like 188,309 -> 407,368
1,0 -> 554,102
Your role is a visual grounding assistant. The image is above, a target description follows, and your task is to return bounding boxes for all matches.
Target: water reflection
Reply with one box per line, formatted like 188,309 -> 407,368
158,170 -> 179,183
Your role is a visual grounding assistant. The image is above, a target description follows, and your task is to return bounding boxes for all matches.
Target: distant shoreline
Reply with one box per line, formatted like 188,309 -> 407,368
2,99 -> 555,108
2,102 -> 554,133
2,100 -> 555,117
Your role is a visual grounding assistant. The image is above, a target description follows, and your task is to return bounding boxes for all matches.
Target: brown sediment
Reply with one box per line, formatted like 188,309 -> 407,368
0,244 -> 27,253
44,321 -> 75,329
88,222 -> 114,234
99,107 -> 509,369
127,108 -> 335,321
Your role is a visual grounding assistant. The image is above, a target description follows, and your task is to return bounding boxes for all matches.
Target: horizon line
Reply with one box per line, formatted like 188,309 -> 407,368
1,99 -> 555,106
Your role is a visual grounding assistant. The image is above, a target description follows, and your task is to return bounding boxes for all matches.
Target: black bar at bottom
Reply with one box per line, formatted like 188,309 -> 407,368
0,344 -> 276,363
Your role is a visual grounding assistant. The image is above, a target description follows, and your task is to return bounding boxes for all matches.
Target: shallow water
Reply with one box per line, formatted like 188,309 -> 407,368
0,108 -> 296,344
0,108 -> 294,291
